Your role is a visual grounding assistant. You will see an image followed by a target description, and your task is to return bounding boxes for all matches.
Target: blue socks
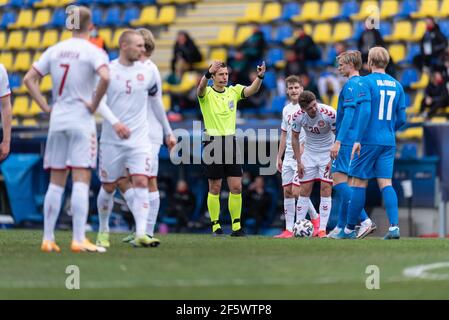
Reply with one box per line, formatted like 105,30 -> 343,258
347,187 -> 366,230
333,183 -> 351,229
382,186 -> 399,225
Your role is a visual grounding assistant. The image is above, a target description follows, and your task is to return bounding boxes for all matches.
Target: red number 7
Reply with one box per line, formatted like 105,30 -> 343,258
59,64 -> 70,96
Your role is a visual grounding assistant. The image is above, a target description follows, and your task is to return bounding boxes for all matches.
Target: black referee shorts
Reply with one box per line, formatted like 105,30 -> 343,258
202,135 -> 243,180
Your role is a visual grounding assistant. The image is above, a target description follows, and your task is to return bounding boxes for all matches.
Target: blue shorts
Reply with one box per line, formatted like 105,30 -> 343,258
331,144 -> 352,175
349,145 -> 396,180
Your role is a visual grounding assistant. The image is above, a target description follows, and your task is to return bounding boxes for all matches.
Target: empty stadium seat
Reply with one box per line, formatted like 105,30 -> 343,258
399,43 -> 420,64
108,50 -> 119,61
24,30 -> 41,49
22,118 -> 38,127
29,100 -> 42,116
292,1 -> 320,22
0,52 -> 13,71
259,25 -> 273,43
275,25 -> 293,44
40,75 -> 52,92
270,95 -> 287,113
266,48 -> 285,68
332,22 -> 352,42
235,26 -> 254,46
209,48 -> 227,62
130,6 -> 157,26
109,28 -> 127,49
48,8 -> 65,28
411,0 -> 439,18
379,21 -> 392,37
13,51 -> 31,72
439,0 -> 449,18
397,0 -> 418,17
313,23 -> 332,44
279,2 -> 300,22
32,9 -> 51,27
351,0 -> 378,21
0,31 -> 5,48
380,0 -> 399,19
401,68 -> 419,88
92,7 -> 103,26
263,70 -> 277,90
6,31 -> 23,50
122,6 -> 139,25
8,73 -> 21,90
237,3 -> 262,24
338,0 -> 359,19
260,2 -> 281,23
41,29 -> 58,48
162,94 -> 171,112
384,20 -> 412,41
208,25 -> 235,46
0,11 -> 16,28
439,20 -> 449,38
389,44 -> 406,63
99,28 -> 112,48
411,72 -> 430,90
319,1 -> 340,21
59,30 -> 72,42
12,96 -> 30,117
9,9 -> 33,29
155,6 -> 176,26
102,7 -> 121,27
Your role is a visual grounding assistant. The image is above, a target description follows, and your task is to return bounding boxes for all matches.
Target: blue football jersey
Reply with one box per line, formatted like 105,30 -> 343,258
358,72 -> 406,146
336,75 -> 369,146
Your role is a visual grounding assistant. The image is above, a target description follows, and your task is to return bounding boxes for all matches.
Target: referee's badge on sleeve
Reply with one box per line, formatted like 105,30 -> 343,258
229,100 -> 235,111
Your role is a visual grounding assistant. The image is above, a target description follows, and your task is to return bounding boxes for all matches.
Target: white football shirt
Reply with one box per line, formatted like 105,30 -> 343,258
33,37 -> 109,132
0,64 -> 11,99
291,103 -> 336,154
281,102 -> 306,159
100,59 -> 157,147
144,59 -> 163,145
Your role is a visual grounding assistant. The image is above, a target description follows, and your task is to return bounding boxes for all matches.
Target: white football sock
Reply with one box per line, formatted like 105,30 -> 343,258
146,191 -> 160,236
284,198 -> 296,232
361,218 -> 372,226
97,187 -> 114,233
71,182 -> 90,243
123,188 -> 135,211
43,183 -> 64,241
132,188 -> 150,238
307,199 -> 318,219
319,197 -> 332,231
296,196 -> 311,222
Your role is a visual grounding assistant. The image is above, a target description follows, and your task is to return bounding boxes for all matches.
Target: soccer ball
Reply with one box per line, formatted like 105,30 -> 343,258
293,219 -> 314,238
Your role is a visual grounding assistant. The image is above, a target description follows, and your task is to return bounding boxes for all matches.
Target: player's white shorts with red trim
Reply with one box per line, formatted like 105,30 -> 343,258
99,143 -> 153,183
148,143 -> 161,178
44,129 -> 97,170
299,151 -> 332,184
282,157 -> 300,187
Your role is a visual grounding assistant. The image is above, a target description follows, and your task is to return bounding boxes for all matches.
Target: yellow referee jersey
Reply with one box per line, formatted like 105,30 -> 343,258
198,84 -> 246,136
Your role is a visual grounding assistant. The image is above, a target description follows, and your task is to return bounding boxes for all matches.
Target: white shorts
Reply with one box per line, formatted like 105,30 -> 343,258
148,143 -> 161,178
281,157 -> 300,187
299,151 -> 333,184
99,143 -> 153,183
44,129 -> 97,170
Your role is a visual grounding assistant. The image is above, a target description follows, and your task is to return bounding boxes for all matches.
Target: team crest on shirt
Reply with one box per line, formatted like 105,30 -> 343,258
318,120 -> 325,128
229,100 -> 235,111
100,169 -> 108,179
137,74 -> 145,81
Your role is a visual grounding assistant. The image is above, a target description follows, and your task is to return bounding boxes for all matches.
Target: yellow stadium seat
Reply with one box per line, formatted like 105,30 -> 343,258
11,118 -> 19,127
396,126 -> 423,140
34,0 -> 57,8
292,1 -> 320,22
0,52 -> 13,71
0,0 -> 8,6
351,1 -> 379,21
41,30 -> 58,48
98,29 -> 112,48
40,75 -> 52,92
162,94 -> 171,112
410,21 -> 427,42
283,24 -> 313,46
110,29 -> 127,49
59,30 -> 72,41
0,32 -> 5,49
411,72 -> 430,90
235,26 -> 254,46
380,0 -> 399,19
22,119 -> 38,127
384,21 -> 412,41
130,6 -> 157,27
29,101 -> 43,116
313,23 -> 332,44
438,0 -> 449,18
13,81 -> 28,94
208,25 -> 235,46
157,6 -> 176,26
389,44 -> 405,63
237,3 -> 263,24
33,51 -> 42,63
431,117 -> 447,123
32,9 -> 51,28
411,0 -> 439,18
9,10 -> 33,29
319,1 -> 340,21
6,31 -> 23,50
332,22 -> 352,42
13,52 -> 31,72
260,2 -> 282,23
57,0 -> 74,7
407,91 -> 424,115
24,30 -> 41,49
168,72 -> 198,94
210,48 -> 227,62
12,96 -> 30,117
331,95 -> 339,110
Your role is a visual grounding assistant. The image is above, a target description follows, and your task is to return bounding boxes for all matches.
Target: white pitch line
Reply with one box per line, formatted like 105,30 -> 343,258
403,262 -> 449,281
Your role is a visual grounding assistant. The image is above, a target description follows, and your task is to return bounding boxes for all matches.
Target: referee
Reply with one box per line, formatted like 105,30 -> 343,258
197,60 -> 266,236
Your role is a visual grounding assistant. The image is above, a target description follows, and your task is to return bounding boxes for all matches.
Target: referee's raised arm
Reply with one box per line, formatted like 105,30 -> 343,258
197,61 -> 223,98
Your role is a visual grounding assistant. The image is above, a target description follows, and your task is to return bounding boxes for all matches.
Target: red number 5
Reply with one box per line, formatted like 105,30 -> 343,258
125,80 -> 132,94
59,64 -> 70,96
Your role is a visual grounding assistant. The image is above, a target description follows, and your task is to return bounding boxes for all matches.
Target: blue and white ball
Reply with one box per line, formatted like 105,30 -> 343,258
293,219 -> 314,238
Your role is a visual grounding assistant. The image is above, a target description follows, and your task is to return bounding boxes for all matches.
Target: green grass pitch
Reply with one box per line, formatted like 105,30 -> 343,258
1,230 -> 449,299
